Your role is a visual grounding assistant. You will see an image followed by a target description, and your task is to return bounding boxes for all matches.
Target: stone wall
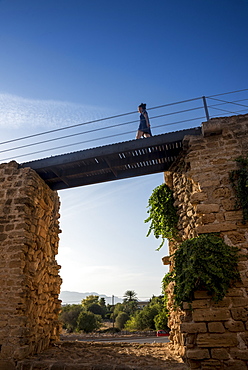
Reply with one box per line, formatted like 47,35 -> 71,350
0,161 -> 62,369
164,114 -> 248,369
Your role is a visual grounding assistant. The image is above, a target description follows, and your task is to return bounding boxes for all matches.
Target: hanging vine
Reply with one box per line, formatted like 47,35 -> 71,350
230,155 -> 248,224
163,234 -> 241,308
145,183 -> 179,250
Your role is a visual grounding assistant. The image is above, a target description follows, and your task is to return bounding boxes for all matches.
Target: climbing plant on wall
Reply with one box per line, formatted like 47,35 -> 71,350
163,234 -> 241,308
230,155 -> 248,223
145,183 -> 179,250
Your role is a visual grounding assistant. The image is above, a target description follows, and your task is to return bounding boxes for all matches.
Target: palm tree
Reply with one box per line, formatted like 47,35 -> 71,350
123,290 -> 138,302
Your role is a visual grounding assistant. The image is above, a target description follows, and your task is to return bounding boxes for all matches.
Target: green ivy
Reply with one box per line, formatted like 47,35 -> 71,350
230,155 -> 248,223
145,183 -> 179,250
163,234 -> 241,308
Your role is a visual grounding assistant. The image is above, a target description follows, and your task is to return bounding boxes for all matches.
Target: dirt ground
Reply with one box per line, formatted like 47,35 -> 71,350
17,340 -> 188,370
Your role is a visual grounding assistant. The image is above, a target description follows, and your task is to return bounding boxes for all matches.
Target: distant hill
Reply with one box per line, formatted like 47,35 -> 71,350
59,291 -> 123,305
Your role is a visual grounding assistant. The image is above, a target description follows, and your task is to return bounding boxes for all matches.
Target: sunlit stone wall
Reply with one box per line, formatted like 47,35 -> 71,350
0,161 -> 62,369
165,114 -> 248,369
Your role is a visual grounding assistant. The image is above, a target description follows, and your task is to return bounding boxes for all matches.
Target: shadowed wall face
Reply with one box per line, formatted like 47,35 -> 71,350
0,161 -> 61,367
165,114 -> 248,369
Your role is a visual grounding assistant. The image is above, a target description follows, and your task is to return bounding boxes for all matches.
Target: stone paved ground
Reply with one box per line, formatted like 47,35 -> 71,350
17,341 -> 188,369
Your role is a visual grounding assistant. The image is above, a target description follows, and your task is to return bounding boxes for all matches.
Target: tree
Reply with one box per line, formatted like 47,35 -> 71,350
81,295 -> 99,308
87,303 -> 106,317
99,297 -> 106,307
124,316 -> 137,331
113,303 -> 124,317
124,295 -> 169,331
105,303 -> 114,320
59,304 -> 82,332
81,295 -> 106,318
122,300 -> 138,316
123,290 -> 138,302
154,311 -> 169,331
134,305 -> 160,330
77,311 -> 102,333
115,312 -> 129,330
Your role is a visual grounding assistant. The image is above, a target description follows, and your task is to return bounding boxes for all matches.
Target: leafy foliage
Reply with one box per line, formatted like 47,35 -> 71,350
166,234 -> 241,308
81,295 -> 106,318
59,304 -> 83,332
115,311 -> 129,330
123,290 -> 138,302
77,311 -> 102,333
145,183 -> 178,250
230,155 -> 248,223
60,295 -> 109,333
154,310 -> 169,331
124,295 -> 168,331
87,303 -> 106,317
81,295 -> 100,308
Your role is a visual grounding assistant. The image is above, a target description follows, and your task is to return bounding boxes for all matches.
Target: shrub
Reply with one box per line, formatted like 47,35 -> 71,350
165,234 -> 241,308
145,183 -> 178,250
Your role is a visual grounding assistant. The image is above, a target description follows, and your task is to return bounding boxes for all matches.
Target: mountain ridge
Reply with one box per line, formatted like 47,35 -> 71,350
59,290 -> 123,305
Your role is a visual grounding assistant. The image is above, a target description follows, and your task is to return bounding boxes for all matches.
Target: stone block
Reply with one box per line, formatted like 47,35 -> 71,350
225,231 -> 246,244
226,288 -> 245,297
196,223 -> 237,234
212,187 -> 232,199
187,348 -> 210,360
201,180 -> 222,188
239,333 -> 248,346
190,192 -> 208,204
230,348 -> 248,360
224,320 -> 245,332
225,210 -> 243,221
196,204 -> 220,214
208,322 -> 225,333
192,309 -> 231,322
231,297 -> 248,307
0,360 -> 16,370
212,297 -> 231,308
211,348 -> 229,360
162,256 -> 170,265
223,360 -> 248,370
50,362 -> 67,370
197,333 -> 238,347
181,322 -> 207,333
191,299 -> 210,309
200,359 -> 224,369
202,213 -> 216,224
231,307 -> 248,321
194,291 -> 211,299
221,198 -> 236,211
202,120 -> 223,136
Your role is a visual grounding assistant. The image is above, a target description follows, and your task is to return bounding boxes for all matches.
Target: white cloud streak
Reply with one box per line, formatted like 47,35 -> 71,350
0,92 -> 109,129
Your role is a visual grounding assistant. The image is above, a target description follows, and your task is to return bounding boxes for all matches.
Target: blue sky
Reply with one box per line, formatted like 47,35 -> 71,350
0,0 -> 248,301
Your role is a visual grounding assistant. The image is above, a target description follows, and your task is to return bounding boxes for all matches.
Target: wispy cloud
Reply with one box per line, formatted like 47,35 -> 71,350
0,92 -> 110,129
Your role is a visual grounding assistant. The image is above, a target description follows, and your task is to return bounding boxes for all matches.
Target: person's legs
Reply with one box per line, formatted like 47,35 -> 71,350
136,130 -> 143,139
143,133 -> 151,138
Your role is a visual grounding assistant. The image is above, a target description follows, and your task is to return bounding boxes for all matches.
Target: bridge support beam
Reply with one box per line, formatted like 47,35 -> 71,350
165,114 -> 248,369
0,161 -> 61,368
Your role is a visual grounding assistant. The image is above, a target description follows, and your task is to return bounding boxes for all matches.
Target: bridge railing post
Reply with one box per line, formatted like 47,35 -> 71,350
202,96 -> 210,121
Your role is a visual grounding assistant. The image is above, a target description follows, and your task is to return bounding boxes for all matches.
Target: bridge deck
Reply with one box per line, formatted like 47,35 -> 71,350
20,127 -> 201,190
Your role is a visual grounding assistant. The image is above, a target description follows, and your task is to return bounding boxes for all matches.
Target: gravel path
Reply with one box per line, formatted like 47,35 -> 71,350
17,341 -> 188,369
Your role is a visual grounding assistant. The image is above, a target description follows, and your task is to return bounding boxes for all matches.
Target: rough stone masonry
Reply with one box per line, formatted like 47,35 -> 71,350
164,114 -> 248,369
0,161 -> 61,369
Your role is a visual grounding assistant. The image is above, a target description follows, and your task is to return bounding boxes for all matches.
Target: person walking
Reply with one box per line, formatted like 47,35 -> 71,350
136,103 -> 152,139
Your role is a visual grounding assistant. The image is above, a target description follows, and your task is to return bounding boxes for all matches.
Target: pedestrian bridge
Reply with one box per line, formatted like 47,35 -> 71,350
21,127 -> 201,190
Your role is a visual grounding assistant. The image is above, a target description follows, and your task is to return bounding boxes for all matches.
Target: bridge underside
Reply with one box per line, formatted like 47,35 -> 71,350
20,127 -> 201,190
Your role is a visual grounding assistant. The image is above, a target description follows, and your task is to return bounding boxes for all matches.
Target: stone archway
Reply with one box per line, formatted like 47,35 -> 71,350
0,114 -> 248,369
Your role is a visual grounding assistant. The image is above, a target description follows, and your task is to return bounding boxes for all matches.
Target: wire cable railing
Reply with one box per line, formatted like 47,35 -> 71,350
0,88 -> 248,163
